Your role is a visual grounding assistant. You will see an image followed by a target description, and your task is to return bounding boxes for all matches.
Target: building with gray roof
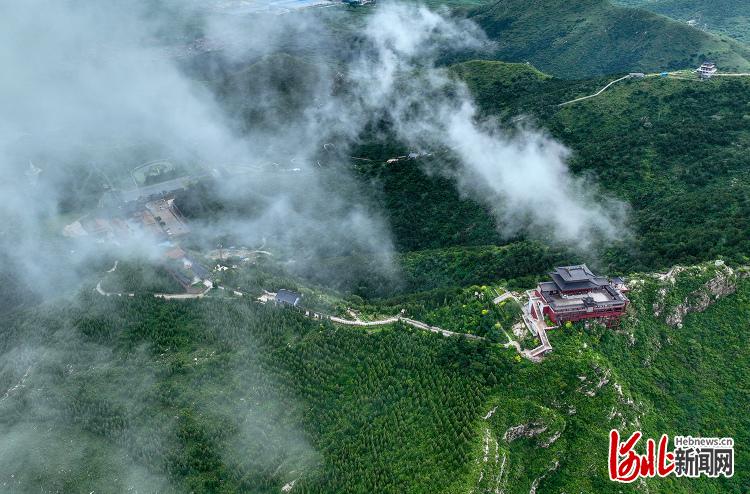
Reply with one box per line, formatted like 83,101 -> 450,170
275,289 -> 302,307
526,265 -> 629,327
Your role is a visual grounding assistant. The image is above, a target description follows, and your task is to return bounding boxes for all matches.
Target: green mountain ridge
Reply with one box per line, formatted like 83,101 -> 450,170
614,0 -> 750,44
348,59 -> 750,289
185,55 -> 750,297
467,0 -> 750,78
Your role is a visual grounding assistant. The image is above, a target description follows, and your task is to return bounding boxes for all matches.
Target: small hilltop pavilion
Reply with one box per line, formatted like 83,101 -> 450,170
697,61 -> 717,79
525,265 -> 629,329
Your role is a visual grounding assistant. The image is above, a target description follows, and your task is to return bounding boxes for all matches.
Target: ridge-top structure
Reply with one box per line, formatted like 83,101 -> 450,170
526,264 -> 629,330
697,61 -> 717,79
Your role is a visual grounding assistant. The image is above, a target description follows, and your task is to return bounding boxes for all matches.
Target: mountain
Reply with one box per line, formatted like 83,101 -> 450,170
2,258 -> 747,493
185,55 -> 750,295
614,0 -> 750,44
6,0 -> 750,492
465,0 -> 750,78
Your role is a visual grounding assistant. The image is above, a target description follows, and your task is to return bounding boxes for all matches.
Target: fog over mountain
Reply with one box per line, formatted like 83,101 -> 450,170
0,1 -> 626,299
0,1 -> 630,491
344,3 -> 628,246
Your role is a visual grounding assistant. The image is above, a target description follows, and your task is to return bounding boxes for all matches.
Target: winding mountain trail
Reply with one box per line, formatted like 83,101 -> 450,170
95,259 -> 211,298
319,292 -> 536,357
95,260 -> 539,360
328,314 -> 484,339
557,74 -> 634,106
558,70 -> 750,107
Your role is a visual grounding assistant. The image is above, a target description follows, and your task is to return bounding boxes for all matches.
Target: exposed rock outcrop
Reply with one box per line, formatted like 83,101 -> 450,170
652,261 -> 741,328
668,262 -> 738,328
577,365 -> 611,397
503,423 -> 548,443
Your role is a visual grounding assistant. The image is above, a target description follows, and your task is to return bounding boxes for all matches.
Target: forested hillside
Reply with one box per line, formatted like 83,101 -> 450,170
333,61 -> 750,292
178,55 -> 750,297
6,0 -> 750,493
450,61 -> 750,271
614,0 -> 750,44
1,261 -> 747,493
466,0 -> 750,78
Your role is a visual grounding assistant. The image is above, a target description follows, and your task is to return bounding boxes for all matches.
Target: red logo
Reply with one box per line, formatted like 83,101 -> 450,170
608,429 -> 675,482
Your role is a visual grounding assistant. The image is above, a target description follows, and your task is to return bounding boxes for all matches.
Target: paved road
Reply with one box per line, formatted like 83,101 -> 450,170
493,291 -> 516,305
400,317 -> 484,339
558,71 -> 750,107
558,75 -> 633,106
96,280 -> 134,297
96,260 -> 211,299
154,288 -> 212,299
329,316 -> 400,327
119,175 -> 200,203
329,314 -> 484,339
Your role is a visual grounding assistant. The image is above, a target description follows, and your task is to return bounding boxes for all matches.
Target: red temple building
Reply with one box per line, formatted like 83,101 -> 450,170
526,265 -> 629,328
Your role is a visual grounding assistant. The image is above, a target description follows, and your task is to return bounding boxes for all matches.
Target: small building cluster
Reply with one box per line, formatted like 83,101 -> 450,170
63,196 -> 189,242
526,265 -> 629,329
63,163 -> 211,295
164,246 -> 211,293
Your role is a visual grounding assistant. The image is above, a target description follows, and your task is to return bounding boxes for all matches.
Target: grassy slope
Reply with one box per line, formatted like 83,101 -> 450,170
1,262 -> 747,493
466,0 -> 750,78
614,0 -> 750,44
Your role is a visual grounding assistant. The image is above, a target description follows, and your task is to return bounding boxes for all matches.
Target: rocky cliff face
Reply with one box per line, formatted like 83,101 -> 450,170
651,260 -> 744,328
